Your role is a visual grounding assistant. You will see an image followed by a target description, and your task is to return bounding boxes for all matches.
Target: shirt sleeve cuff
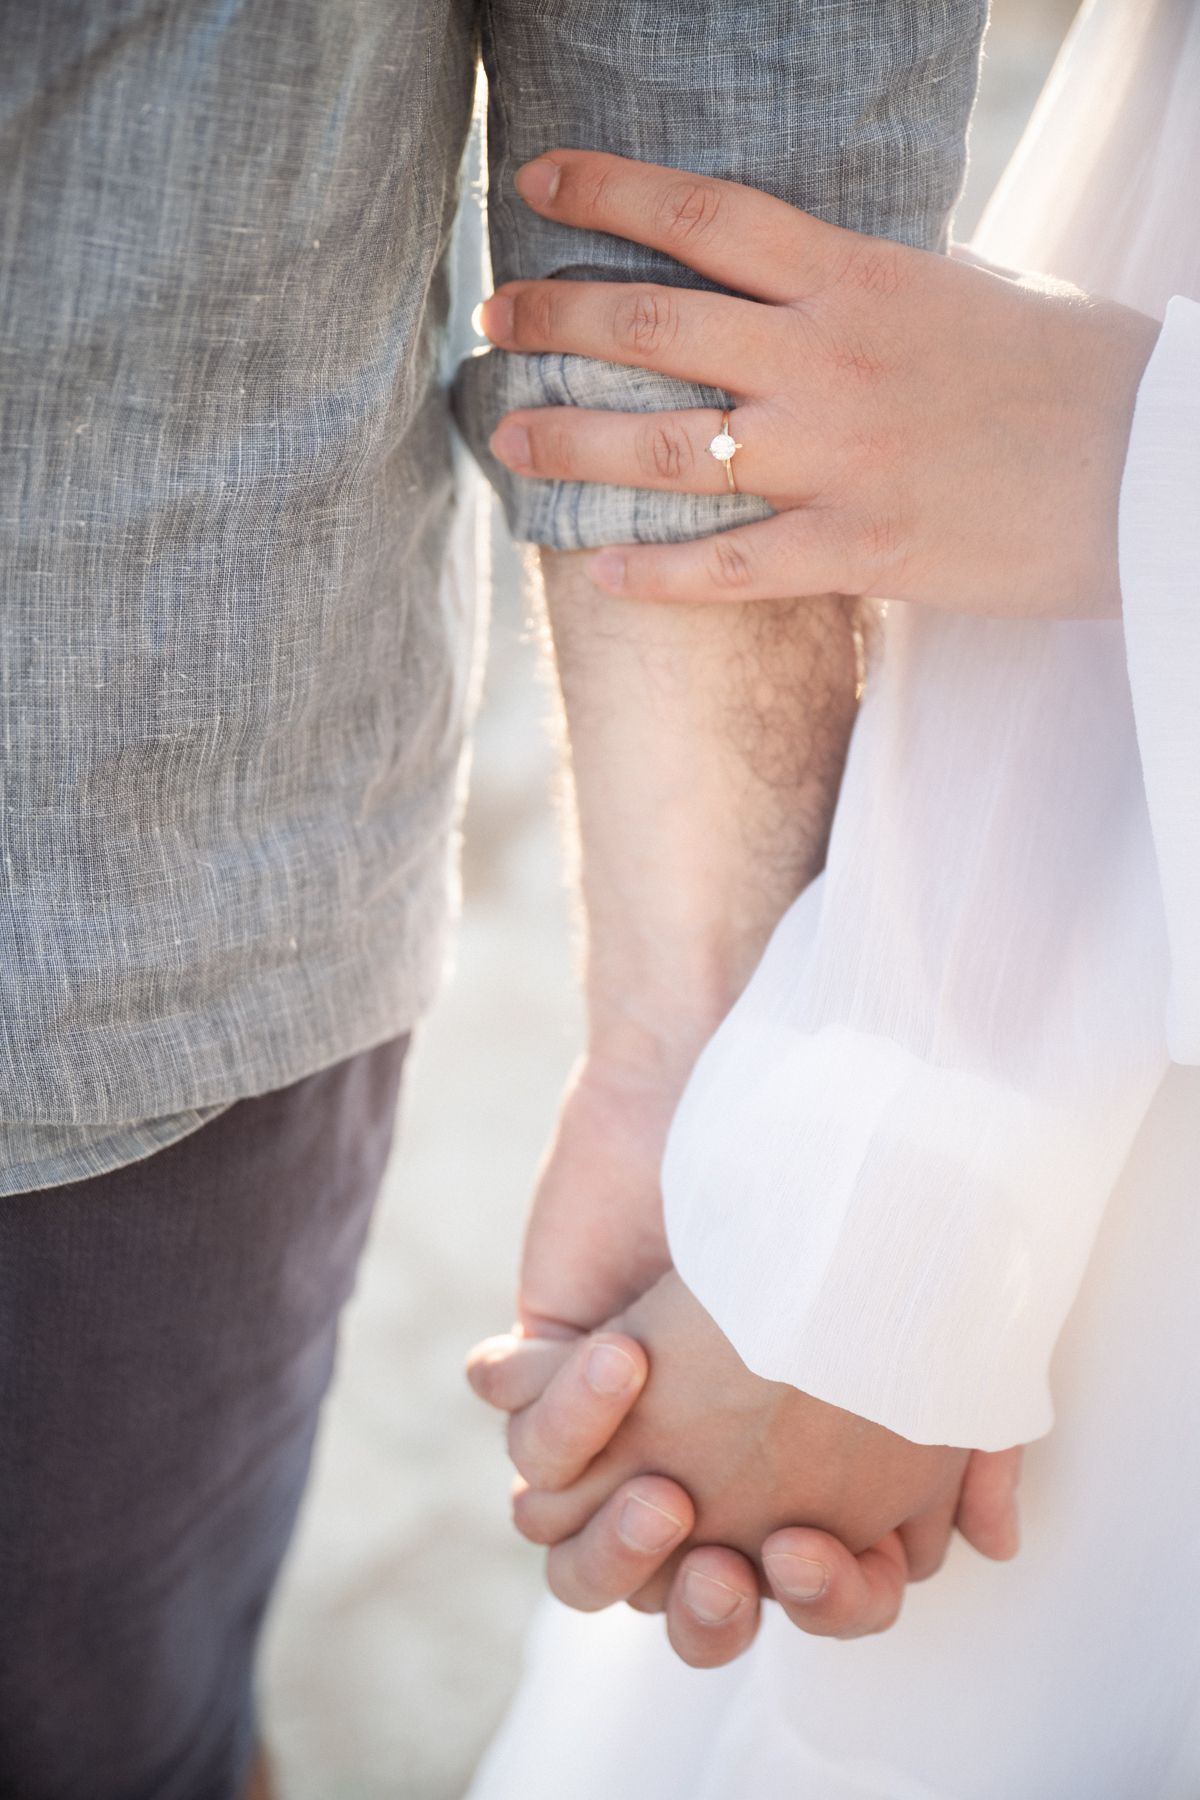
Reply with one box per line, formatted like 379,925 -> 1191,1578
1119,294 -> 1200,1063
451,347 -> 771,549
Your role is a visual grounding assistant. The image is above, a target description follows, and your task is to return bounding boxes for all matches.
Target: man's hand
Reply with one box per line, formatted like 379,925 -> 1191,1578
517,1052 -> 676,1336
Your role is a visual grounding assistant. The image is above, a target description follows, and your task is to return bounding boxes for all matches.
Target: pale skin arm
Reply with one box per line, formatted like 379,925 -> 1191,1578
522,546 -> 857,1335
468,544 -> 1021,1667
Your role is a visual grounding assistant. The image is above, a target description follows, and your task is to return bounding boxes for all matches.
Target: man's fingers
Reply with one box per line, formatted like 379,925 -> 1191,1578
956,1446 -> 1023,1561
540,1475 -> 694,1613
506,1332 -> 648,1490
465,1333 -> 577,1412
586,509 -> 856,606
665,1546 -> 762,1667
480,278 -> 776,395
510,148 -> 847,305
762,1527 -> 908,1640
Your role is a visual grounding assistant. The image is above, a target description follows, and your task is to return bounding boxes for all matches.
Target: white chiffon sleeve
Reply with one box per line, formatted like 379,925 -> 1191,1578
662,310 -> 1199,1452
1120,295 -> 1200,1061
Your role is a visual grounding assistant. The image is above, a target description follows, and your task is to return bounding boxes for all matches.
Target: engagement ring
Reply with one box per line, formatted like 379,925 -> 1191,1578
707,411 -> 743,492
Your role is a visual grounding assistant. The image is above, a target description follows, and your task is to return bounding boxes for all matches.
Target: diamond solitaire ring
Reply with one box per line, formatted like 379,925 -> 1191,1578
707,411 -> 743,493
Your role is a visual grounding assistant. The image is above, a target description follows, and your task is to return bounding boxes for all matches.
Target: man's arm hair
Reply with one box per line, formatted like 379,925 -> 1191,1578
538,547 -> 858,1074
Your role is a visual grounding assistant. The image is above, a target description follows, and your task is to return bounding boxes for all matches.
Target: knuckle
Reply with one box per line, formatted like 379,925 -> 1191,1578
844,241 -> 907,301
616,287 -> 681,358
705,532 -> 754,591
572,160 -> 620,222
529,422 -> 575,478
829,335 -> 888,382
637,419 -> 693,483
654,177 -> 724,251
516,284 -> 560,345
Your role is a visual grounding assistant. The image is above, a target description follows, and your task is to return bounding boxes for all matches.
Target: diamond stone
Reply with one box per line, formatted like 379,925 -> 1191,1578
708,430 -> 737,462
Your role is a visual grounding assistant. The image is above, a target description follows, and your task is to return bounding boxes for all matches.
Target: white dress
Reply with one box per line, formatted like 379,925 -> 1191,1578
469,1 -> 1200,1792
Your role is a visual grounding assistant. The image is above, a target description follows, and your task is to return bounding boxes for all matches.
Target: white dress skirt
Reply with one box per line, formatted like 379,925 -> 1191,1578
469,1 -> 1200,1791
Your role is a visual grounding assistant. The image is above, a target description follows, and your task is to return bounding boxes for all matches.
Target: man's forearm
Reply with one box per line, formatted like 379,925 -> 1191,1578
540,548 -> 858,1078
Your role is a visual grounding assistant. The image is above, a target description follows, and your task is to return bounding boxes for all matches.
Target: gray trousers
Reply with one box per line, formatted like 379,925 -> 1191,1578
0,1035 -> 410,1800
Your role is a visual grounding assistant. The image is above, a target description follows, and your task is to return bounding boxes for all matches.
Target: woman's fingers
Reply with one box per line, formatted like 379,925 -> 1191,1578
510,1440 -> 636,1546
540,1475 -> 695,1613
480,279 -> 777,394
490,403 -> 808,503
505,1332 -> 648,1490
955,1446 -> 1023,1561
665,1546 -> 762,1667
587,509 -> 857,605
511,148 -> 847,306
761,1526 -> 909,1640
465,1332 -> 577,1412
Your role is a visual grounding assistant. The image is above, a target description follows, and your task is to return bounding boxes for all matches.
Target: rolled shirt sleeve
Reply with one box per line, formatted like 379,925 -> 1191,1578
1120,294 -> 1200,1061
453,0 -> 987,548
663,313 -> 1200,1451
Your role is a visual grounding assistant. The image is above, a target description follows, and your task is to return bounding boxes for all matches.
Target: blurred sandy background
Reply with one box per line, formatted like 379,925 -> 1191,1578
260,5 -> 1081,1794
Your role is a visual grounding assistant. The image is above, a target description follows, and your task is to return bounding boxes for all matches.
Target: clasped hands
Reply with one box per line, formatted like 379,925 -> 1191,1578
468,1054 -> 1022,1668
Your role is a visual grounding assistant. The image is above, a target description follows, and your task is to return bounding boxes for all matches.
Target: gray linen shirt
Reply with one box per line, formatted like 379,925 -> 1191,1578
1,0 -> 986,1194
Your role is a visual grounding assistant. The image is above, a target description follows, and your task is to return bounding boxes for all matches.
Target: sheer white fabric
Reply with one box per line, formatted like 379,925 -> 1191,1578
663,0 -> 1200,1450
1121,294 -> 1200,1062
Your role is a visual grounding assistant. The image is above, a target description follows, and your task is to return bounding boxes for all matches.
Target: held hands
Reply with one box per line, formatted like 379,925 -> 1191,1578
468,1050 -> 1022,1667
471,1268 -> 1023,1665
482,149 -> 1160,619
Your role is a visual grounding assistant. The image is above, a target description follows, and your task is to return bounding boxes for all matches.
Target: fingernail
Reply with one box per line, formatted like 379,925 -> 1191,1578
764,1554 -> 828,1601
480,293 -> 514,343
515,158 -> 561,207
585,1342 -> 640,1396
618,1494 -> 684,1554
491,421 -> 532,471
683,1570 -> 745,1625
589,550 -> 626,591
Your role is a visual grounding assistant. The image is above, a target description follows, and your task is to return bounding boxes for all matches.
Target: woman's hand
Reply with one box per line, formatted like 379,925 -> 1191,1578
482,150 -> 1160,619
469,1282 -> 1024,1664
